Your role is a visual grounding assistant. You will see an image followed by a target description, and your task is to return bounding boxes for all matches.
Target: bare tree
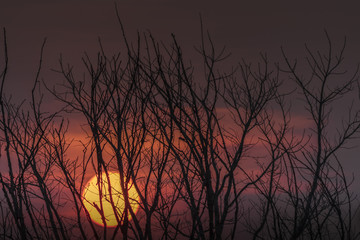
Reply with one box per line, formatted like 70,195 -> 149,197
0,19 -> 360,240
0,29 -> 70,240
245,32 -> 360,240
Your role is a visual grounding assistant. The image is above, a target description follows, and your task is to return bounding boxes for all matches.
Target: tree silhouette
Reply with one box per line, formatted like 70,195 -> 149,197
0,21 -> 359,240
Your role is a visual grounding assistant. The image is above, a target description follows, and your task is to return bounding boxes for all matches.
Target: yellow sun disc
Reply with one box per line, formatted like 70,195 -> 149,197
82,172 -> 140,227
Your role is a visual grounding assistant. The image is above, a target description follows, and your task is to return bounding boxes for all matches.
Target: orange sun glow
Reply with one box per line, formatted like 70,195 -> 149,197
82,172 -> 140,227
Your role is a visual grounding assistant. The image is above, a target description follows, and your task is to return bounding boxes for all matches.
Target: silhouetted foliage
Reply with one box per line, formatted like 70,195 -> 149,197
0,18 -> 359,240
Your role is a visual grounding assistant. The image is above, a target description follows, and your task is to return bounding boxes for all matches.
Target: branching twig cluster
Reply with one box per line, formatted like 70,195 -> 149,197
0,23 -> 359,240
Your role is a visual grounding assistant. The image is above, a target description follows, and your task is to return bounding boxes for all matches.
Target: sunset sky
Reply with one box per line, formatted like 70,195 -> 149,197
2,1 -> 360,93
1,0 -> 360,217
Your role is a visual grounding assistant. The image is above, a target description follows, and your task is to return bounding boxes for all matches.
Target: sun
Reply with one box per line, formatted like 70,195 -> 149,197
82,172 -> 140,227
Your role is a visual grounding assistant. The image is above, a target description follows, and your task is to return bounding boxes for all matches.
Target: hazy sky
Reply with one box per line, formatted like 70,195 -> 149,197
2,1 -> 360,92
1,0 -> 360,191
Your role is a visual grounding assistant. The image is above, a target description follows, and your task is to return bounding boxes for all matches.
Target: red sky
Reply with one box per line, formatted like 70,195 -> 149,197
1,0 -> 360,198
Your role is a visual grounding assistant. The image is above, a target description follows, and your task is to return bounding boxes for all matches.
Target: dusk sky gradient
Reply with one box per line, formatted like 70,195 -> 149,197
1,0 -> 360,230
2,1 -> 360,96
